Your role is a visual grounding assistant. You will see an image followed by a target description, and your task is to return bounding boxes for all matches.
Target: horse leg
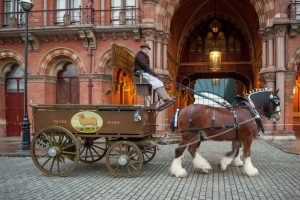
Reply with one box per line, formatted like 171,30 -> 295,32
170,143 -> 188,178
188,142 -> 212,174
232,145 -> 243,167
219,140 -> 240,171
242,139 -> 259,176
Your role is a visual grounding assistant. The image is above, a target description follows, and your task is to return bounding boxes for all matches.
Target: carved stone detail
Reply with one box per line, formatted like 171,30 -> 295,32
274,25 -> 287,37
21,33 -> 40,52
260,72 -> 276,83
79,73 -> 88,80
92,73 -> 113,82
28,75 -> 57,83
78,29 -> 96,49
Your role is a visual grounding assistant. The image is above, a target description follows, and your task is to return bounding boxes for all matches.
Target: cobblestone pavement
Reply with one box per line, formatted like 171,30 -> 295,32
0,140 -> 299,200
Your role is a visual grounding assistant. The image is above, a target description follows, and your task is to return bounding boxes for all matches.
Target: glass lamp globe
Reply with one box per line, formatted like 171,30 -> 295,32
19,0 -> 34,12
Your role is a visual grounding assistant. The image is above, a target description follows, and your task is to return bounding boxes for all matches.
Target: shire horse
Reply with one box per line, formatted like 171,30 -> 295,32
170,89 -> 281,177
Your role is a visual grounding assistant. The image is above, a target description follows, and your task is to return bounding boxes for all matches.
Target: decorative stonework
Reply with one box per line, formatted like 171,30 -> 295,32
79,73 -> 88,81
21,33 -> 39,52
142,29 -> 156,41
28,75 -> 57,83
274,25 -> 287,37
92,73 -> 113,82
142,0 -> 158,3
38,48 -> 86,75
260,72 -> 276,83
78,29 -> 96,49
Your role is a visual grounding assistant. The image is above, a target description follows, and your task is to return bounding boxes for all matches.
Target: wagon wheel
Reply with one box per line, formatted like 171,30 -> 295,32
106,141 -> 143,177
80,137 -> 108,163
140,144 -> 156,163
30,126 -> 80,176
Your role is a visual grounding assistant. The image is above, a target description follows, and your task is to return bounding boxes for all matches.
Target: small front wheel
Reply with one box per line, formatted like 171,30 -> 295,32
106,141 -> 143,177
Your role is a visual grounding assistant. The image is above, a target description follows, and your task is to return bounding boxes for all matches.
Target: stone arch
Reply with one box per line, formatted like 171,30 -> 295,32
95,45 -> 136,74
0,49 -> 24,77
155,0 -> 273,33
288,48 -> 300,71
38,47 -> 86,76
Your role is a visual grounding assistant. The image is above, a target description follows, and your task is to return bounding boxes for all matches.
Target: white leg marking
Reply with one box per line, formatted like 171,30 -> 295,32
170,156 -> 188,178
220,156 -> 233,171
192,152 -> 212,173
243,157 -> 259,176
232,148 -> 243,167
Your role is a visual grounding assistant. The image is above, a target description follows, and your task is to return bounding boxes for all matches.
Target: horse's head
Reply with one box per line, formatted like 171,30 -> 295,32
266,89 -> 281,122
247,89 -> 281,122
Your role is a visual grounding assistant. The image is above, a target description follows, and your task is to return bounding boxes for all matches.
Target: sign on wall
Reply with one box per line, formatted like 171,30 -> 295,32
111,44 -> 134,72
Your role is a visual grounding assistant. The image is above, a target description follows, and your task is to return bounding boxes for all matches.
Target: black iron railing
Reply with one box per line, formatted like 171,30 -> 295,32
289,3 -> 300,21
0,7 -> 141,28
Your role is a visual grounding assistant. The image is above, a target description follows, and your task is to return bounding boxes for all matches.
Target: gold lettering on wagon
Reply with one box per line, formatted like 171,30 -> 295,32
53,119 -> 67,124
107,120 -> 120,125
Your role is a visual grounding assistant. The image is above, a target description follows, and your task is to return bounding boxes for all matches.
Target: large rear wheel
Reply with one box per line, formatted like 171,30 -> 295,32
30,126 -> 80,176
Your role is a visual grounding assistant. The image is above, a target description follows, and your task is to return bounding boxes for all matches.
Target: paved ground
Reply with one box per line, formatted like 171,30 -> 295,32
0,140 -> 299,200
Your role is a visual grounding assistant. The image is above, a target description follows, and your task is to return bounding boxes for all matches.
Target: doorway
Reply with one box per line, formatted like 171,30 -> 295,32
5,64 -> 24,136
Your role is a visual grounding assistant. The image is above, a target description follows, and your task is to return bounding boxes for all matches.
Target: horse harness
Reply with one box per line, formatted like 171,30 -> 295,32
182,97 -> 264,142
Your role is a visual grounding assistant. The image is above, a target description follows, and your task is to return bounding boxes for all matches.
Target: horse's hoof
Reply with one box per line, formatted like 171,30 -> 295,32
244,167 -> 259,176
172,169 -> 188,178
201,168 -> 210,174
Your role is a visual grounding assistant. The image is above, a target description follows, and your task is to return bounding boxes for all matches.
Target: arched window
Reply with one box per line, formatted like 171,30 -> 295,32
56,63 -> 79,104
6,64 -> 24,93
111,0 -> 139,25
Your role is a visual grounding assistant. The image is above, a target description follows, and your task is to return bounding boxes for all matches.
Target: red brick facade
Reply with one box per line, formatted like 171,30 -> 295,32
0,0 -> 298,137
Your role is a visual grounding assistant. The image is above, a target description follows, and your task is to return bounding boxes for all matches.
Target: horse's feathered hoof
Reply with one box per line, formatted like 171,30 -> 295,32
244,167 -> 259,176
171,169 -> 188,178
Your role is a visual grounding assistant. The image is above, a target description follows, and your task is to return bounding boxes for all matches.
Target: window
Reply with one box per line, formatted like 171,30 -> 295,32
111,0 -> 138,25
56,0 -> 81,24
6,64 -> 24,93
57,64 -> 79,104
229,36 -> 241,54
3,0 -> 22,27
190,36 -> 202,53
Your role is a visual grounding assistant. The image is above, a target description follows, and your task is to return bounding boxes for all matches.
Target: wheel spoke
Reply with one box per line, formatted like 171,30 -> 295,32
90,146 -> 101,157
49,158 -> 55,172
88,147 -> 95,161
41,132 -> 53,146
40,157 -> 52,167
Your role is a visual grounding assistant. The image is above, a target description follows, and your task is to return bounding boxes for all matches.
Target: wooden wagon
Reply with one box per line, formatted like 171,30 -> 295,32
30,104 -> 158,177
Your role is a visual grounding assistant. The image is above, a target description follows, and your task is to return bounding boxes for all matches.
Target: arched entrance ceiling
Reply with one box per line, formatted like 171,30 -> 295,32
160,0 -> 264,88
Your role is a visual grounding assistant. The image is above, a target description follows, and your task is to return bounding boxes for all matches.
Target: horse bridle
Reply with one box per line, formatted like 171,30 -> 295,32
264,94 -> 280,119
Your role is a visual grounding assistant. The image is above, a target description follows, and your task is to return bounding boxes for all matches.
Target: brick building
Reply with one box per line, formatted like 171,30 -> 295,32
0,0 -> 299,138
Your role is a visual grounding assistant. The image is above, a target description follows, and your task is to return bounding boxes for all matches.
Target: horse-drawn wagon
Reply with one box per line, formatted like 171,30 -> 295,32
30,104 -> 159,177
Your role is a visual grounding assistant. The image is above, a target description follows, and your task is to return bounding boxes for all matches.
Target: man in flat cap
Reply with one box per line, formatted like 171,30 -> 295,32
134,43 -> 175,108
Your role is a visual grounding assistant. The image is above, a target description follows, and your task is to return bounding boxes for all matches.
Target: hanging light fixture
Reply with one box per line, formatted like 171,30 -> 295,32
209,0 -> 222,72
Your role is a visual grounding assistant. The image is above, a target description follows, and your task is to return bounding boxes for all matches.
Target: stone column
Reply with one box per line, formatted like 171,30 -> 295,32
162,33 -> 170,73
260,73 -> 276,131
262,36 -> 267,68
142,29 -> 155,69
156,33 -> 162,70
259,30 -> 276,131
274,25 -> 287,131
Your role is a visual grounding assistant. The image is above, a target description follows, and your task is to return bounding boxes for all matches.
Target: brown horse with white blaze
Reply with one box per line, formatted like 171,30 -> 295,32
170,89 -> 281,177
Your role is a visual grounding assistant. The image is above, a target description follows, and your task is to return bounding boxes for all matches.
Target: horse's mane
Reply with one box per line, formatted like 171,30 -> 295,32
245,89 -> 272,109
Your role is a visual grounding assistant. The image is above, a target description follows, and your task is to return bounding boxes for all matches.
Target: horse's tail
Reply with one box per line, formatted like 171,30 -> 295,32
170,109 -> 180,132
